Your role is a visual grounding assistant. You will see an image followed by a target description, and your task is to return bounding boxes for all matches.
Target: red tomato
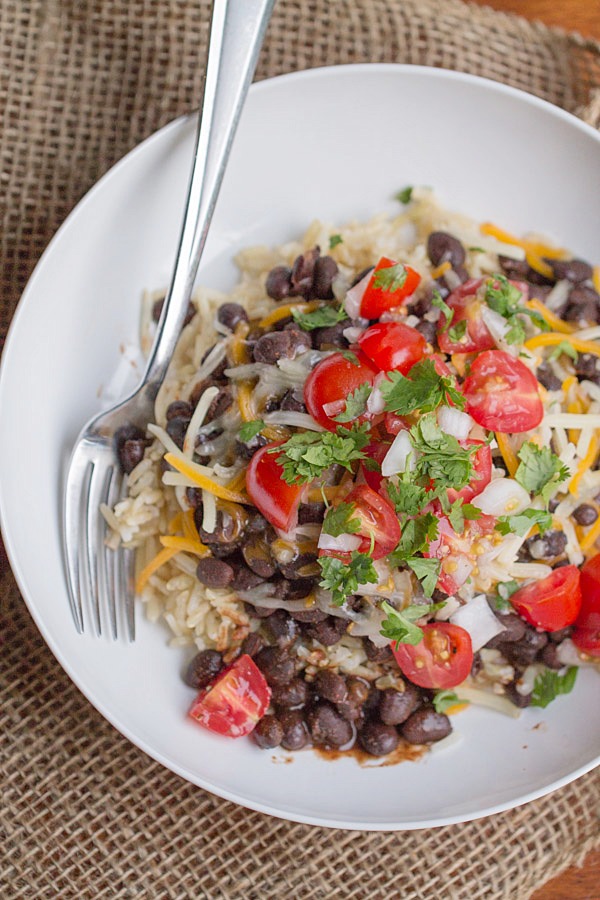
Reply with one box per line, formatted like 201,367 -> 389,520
360,440 -> 390,492
320,484 -> 401,562
188,654 -> 271,737
246,442 -> 305,532
425,515 -> 496,595
446,440 -> 492,504
383,412 -> 410,437
392,622 -> 473,689
358,322 -> 426,374
510,565 -> 582,632
437,279 -> 496,354
303,350 -> 378,431
358,257 -> 421,319
572,553 -> 600,656
421,353 -> 453,378
462,350 -> 543,433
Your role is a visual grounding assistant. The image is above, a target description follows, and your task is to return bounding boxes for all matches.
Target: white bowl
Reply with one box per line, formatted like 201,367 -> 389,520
1,65 -> 599,830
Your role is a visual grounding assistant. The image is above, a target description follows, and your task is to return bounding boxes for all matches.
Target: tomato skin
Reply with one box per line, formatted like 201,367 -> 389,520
359,257 -> 421,319
422,353 -> 453,378
510,565 -> 582,632
446,440 -> 492,504
188,654 -> 271,737
437,279 -> 496,354
358,322 -> 426,375
303,350 -> 378,431
392,623 -> 473,689
425,515 -> 496,595
576,552 -> 600,633
462,350 -> 543,433
245,442 -> 305,532
320,484 -> 401,562
361,441 -> 390,492
572,628 -> 600,657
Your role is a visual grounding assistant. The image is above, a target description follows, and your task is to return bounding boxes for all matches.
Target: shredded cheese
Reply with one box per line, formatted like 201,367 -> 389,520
495,432 -> 518,477
237,382 -> 257,422
231,321 -> 250,365
569,434 -> 599,496
526,299 -> 575,335
159,535 -> 210,556
480,222 -> 565,261
258,301 -> 320,329
164,451 -> 252,504
135,546 -> 179,593
183,385 -> 219,456
525,332 -> 600,357
580,515 -> 600,553
430,260 -> 451,280
593,266 -> 600,294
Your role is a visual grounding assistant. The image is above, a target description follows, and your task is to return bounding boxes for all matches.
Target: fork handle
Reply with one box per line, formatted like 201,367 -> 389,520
142,0 -> 274,394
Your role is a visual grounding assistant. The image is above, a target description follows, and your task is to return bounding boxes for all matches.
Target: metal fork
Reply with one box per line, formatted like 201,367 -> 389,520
63,0 -> 274,639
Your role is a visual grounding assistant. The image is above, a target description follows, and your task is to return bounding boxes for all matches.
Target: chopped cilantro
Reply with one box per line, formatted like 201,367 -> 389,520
333,382 -> 372,423
339,350 -> 360,366
238,419 -> 265,441
405,556 -> 441,597
433,690 -> 468,713
386,480 -> 429,516
410,414 -> 477,492
395,186 -> 413,205
548,340 -> 578,363
322,501 -> 361,537
329,234 -> 343,249
318,551 -> 378,607
388,513 -> 439,565
494,579 -> 520,611
373,263 -> 408,293
496,508 -> 552,537
530,666 -> 578,709
379,358 -> 465,415
514,442 -> 570,504
431,291 -> 453,332
468,246 -> 485,253
447,319 -> 468,344
483,274 -> 549,346
274,425 -> 370,485
291,303 -> 348,331
446,498 -> 482,534
379,600 -> 443,647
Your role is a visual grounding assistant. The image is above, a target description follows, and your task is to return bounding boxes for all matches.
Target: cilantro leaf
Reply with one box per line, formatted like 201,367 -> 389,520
379,600 -> 438,647
483,274 -> 549,345
514,442 -> 570,503
291,303 -> 348,331
274,425 -> 370,485
405,557 -> 442,597
388,513 -> 439,565
329,234 -> 343,249
238,419 -> 265,442
431,291 -> 453,332
395,186 -> 413,205
318,551 -> 378,607
373,263 -> 408,293
386,480 -> 429,516
530,666 -> 578,709
333,382 -> 372,423
447,320 -> 468,344
548,340 -> 578,362
494,580 -> 520,611
322,501 -> 361,537
410,414 -> 477,491
339,350 -> 360,366
379,358 -> 465,415
446,498 -> 482,534
433,690 -> 468,714
496,508 -> 552,537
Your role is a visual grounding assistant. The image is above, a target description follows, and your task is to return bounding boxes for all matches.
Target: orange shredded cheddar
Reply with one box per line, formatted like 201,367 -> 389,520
237,382 -> 257,422
526,299 -> 575,335
231,321 -> 250,365
480,222 -> 565,260
430,260 -> 451,280
258,301 -> 320,329
580,515 -> 600,553
495,432 -> 518,477
164,452 -> 252,504
525,333 -> 600,357
569,434 -> 599,497
135,547 -> 179,593
159,535 -> 210,556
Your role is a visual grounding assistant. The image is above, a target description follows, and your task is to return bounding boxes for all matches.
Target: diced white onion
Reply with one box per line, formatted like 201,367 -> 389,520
544,279 -> 571,313
447,554 -> 474,589
437,405 -> 474,441
322,399 -> 346,418
344,270 -> 371,319
263,411 -> 325,432
367,383 -> 386,415
381,430 -> 414,476
472,477 -> 530,516
556,639 -> 589,667
183,385 -> 219,457
317,532 -> 362,552
343,326 -> 364,343
449,593 -> 506,652
480,305 -> 517,356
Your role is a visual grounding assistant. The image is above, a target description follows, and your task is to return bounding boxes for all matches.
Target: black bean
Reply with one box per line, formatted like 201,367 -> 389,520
152,297 -> 196,327
548,258 -> 593,283
166,400 -> 193,420
195,557 -> 234,589
358,721 -> 400,757
297,502 -> 326,525
242,535 -> 277,579
253,330 -> 311,365
549,626 -> 573,644
314,670 -> 347,704
183,649 -> 223,689
313,321 -> 349,350
290,248 -> 320,297
401,707 -> 452,744
266,265 -> 293,301
235,433 -> 269,460
307,701 -> 353,748
279,709 -> 309,750
271,678 -> 310,709
254,647 -> 298,687
336,677 -> 370,722
363,639 -> 393,663
498,256 -> 530,280
407,288 -> 434,318
200,345 -> 228,382
471,652 -> 482,678
312,256 -> 339,300
564,285 -> 600,324
305,615 -> 348,646
244,603 -> 275,619
528,283 -> 553,304
264,609 -> 299,649
536,362 -> 562,392
540,643 -> 564,670
503,682 -> 531,708
252,715 -> 284,749
278,578 -> 317,601
575,352 -> 600,384
165,414 -> 191,449
290,607 -> 328,624
501,627 -> 548,667
427,231 -> 466,268
280,388 -> 307,412
485,613 -> 527,648
194,510 -> 242,554
415,320 -> 437,345
230,563 -> 265,592
217,302 -> 248,331
240,632 -> 265,658
114,424 -> 149,474
278,552 -> 319,581
521,530 -> 567,561
573,504 -> 598,526
378,685 -> 421,726
205,386 -> 233,423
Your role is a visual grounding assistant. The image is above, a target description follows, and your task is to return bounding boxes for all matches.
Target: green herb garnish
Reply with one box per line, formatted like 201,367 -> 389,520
395,186 -> 413,205
333,382 -> 372,423
447,319 -> 468,344
514,442 -> 570,504
388,513 -> 439,564
318,552 -> 379,607
380,600 -> 443,647
386,480 -> 430,517
373,263 -> 408,293
329,234 -> 343,249
410,414 -> 477,492
322,501 -> 361,537
530,666 -> 578,709
291,304 -> 348,331
433,690 -> 468,713
238,419 -> 265,442
431,291 -> 453,333
484,273 -> 549,345
548,340 -> 578,362
274,425 -> 370,485
404,557 -> 442,597
379,359 -> 465,415
496,508 -> 553,537
494,579 -> 520,611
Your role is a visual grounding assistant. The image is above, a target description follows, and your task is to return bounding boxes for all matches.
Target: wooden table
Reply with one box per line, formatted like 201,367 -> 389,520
468,5 -> 600,896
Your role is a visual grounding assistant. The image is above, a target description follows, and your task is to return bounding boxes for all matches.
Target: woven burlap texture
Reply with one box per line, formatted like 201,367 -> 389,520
1,1 -> 599,898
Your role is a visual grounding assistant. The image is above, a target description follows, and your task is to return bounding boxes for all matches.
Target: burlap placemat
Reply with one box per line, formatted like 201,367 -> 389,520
1,1 -> 599,897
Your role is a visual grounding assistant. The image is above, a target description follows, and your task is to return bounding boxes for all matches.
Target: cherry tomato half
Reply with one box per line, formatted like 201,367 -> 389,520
188,654 -> 271,737
425,515 -> 496,595
392,622 -> 473,689
358,257 -> 421,319
320,484 -> 401,562
462,350 -> 543,433
446,440 -> 492,504
572,553 -> 600,656
360,440 -> 390,492
245,442 -> 305,532
437,279 -> 496,354
358,321 -> 426,375
510,565 -> 582,632
303,350 -> 378,431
